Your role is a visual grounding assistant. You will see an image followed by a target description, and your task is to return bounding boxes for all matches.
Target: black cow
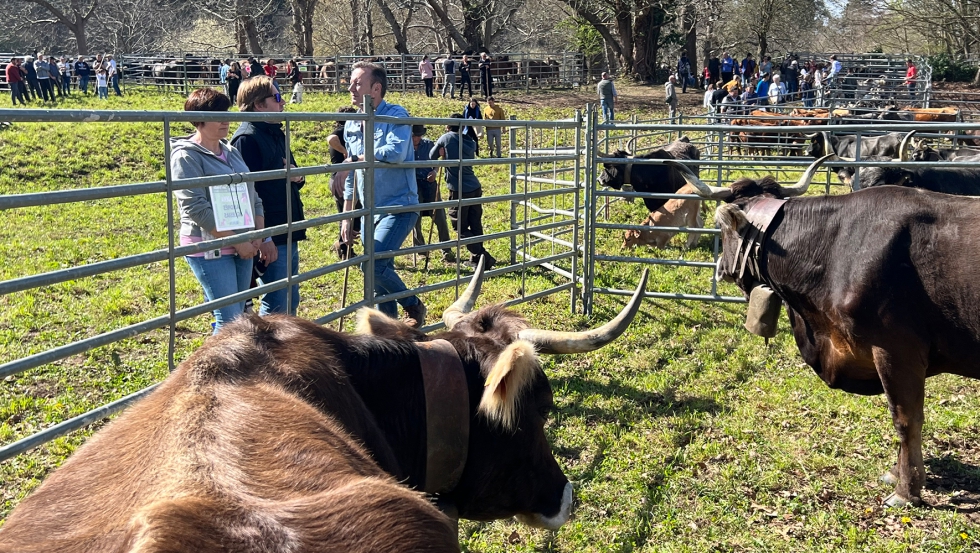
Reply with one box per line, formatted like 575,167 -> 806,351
806,130 -> 914,160
908,135 -> 980,162
669,156 -> 980,507
858,164 -> 980,195
598,136 -> 701,213
0,263 -> 650,552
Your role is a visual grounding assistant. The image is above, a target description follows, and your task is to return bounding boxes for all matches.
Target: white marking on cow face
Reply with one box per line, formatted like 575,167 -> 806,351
514,481 -> 573,530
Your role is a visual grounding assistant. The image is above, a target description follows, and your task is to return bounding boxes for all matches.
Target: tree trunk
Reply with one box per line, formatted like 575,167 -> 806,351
351,0 -> 362,54
631,6 -> 664,82
242,15 -> 263,54
460,1 -> 483,52
365,0 -> 375,56
613,0 -> 635,76
758,33 -> 768,62
290,0 -> 317,56
683,3 -> 697,67
377,0 -> 409,54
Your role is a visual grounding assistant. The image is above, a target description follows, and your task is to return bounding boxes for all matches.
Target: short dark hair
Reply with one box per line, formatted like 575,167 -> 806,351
448,113 -> 463,133
334,105 -> 357,131
351,61 -> 388,98
183,87 -> 232,127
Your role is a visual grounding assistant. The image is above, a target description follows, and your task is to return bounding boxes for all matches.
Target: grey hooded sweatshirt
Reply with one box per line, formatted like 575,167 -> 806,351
170,136 -> 264,239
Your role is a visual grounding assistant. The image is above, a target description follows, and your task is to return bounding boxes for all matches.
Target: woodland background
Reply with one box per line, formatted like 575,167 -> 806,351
0,0 -> 978,82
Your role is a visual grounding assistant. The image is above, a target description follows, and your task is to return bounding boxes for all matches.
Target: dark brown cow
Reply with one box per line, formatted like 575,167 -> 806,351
0,264 -> 650,552
670,156 -> 980,508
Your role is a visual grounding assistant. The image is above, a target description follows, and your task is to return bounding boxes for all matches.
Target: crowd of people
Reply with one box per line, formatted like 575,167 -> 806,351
678,51 -> 919,118
168,61 -> 507,333
5,52 -> 122,105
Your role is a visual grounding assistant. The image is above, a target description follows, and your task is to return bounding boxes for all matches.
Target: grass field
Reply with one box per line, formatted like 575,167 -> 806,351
1,86 -> 979,551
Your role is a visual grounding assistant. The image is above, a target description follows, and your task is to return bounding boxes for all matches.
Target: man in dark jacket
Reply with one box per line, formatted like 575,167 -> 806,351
430,114 -> 495,269
24,56 -> 40,102
232,76 -> 306,315
410,124 -> 455,262
74,56 -> 91,94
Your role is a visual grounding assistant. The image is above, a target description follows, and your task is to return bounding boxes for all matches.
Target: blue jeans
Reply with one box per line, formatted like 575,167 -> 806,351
600,98 -> 614,122
363,212 -> 421,318
111,74 -> 121,95
258,243 -> 300,316
185,254 -> 253,333
79,75 -> 89,93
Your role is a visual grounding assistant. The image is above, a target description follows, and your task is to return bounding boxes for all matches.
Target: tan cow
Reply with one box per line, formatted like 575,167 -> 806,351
622,183 -> 705,249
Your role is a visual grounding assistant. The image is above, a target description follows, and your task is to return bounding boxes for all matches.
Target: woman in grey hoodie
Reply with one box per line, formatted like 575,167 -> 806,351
171,88 -> 265,333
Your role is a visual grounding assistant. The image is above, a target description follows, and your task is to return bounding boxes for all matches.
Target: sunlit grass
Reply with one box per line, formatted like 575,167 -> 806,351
1,87 -> 979,550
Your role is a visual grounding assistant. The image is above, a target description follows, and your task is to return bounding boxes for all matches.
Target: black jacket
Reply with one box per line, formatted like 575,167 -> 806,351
231,121 -> 306,245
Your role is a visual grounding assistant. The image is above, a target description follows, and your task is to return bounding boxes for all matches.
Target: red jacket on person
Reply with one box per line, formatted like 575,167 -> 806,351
5,62 -> 23,83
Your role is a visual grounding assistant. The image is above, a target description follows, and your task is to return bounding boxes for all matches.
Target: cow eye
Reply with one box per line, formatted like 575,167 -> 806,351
538,406 -> 552,421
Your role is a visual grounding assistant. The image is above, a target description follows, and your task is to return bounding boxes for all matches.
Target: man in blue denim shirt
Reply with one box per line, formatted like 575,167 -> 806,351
340,61 -> 427,328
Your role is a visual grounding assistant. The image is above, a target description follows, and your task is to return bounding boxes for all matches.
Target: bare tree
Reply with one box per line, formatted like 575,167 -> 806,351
17,0 -> 98,54
291,0 -> 318,55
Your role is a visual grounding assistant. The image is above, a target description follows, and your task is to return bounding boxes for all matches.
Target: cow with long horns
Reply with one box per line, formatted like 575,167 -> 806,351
598,137 -> 701,213
0,262 -> 650,553
668,156 -> 980,508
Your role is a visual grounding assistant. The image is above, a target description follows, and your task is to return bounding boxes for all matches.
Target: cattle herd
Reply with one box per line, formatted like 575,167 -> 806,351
2,105 -> 980,549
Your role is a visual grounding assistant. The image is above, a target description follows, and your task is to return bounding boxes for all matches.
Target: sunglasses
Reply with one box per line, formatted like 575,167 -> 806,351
264,92 -> 283,103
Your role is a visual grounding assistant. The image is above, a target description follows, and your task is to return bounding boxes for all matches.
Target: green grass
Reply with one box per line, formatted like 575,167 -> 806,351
1,87 -> 979,551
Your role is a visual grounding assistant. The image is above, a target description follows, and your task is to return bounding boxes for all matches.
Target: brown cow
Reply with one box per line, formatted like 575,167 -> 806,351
622,183 -> 705,249
0,264 -> 650,553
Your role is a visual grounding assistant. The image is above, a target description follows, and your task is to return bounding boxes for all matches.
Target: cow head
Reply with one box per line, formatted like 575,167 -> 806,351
358,260 -> 650,529
597,149 -> 632,189
665,157 -> 831,290
805,131 -> 834,159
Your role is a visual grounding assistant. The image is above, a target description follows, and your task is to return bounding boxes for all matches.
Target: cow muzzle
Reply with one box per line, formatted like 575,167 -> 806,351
515,481 -> 573,530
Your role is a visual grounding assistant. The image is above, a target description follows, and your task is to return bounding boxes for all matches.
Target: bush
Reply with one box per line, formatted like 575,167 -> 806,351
926,53 -> 977,82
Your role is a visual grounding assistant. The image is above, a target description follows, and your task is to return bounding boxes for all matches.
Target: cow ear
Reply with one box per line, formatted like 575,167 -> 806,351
355,307 -> 410,336
478,340 -> 540,432
715,204 -> 748,234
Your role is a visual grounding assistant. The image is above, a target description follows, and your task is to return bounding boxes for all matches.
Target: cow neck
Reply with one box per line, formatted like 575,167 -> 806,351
414,339 -> 470,495
623,156 -> 634,185
734,197 -> 787,286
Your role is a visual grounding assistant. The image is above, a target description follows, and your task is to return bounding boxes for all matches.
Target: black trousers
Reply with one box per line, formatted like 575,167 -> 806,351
423,78 -> 434,97
458,74 -> 472,98
448,187 -> 485,256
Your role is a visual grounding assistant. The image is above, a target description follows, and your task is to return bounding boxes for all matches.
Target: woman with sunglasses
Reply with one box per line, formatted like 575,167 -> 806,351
171,87 -> 265,333
232,75 -> 307,316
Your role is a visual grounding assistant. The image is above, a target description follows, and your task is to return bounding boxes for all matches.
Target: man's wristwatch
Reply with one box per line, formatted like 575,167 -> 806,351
350,154 -> 359,162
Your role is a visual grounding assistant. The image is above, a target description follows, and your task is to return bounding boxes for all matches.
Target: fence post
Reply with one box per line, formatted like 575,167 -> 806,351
401,54 -> 407,93
571,109 -> 582,315
509,115 -> 518,266
362,95 -> 376,308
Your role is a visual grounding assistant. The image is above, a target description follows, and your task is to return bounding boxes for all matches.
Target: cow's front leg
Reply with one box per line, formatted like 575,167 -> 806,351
873,346 -> 926,507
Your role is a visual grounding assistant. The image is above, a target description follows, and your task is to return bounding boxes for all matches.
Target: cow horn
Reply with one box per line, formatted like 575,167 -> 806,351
804,132 -> 819,140
518,269 -> 649,354
822,131 -> 833,159
781,155 -> 833,196
442,256 -> 486,329
898,130 -> 915,162
663,160 -> 733,201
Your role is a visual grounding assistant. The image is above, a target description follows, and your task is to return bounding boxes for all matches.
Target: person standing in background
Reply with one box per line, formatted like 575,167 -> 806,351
328,106 -> 359,259
286,59 -> 303,104
479,52 -> 493,97
677,52 -> 692,93
410,125 -> 455,262
597,71 -> 618,122
226,61 -> 242,102
482,96 -> 506,157
664,74 -> 678,120
6,57 -> 26,106
431,114 -> 496,270
457,54 -> 473,99
419,55 -> 434,97
74,55 -> 91,95
441,54 -> 456,98
107,54 -> 121,96
904,59 -> 917,100
219,59 -> 230,96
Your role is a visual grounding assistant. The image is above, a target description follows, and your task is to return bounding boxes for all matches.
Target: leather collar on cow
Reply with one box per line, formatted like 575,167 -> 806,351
732,197 -> 787,285
623,156 -> 634,185
415,339 -> 470,495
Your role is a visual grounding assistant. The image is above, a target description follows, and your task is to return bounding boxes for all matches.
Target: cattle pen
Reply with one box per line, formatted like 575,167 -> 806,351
2,96 -> 980,550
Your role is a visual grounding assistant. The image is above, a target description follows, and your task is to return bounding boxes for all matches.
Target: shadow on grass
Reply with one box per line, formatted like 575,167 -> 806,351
925,455 -> 980,514
552,376 -> 721,424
